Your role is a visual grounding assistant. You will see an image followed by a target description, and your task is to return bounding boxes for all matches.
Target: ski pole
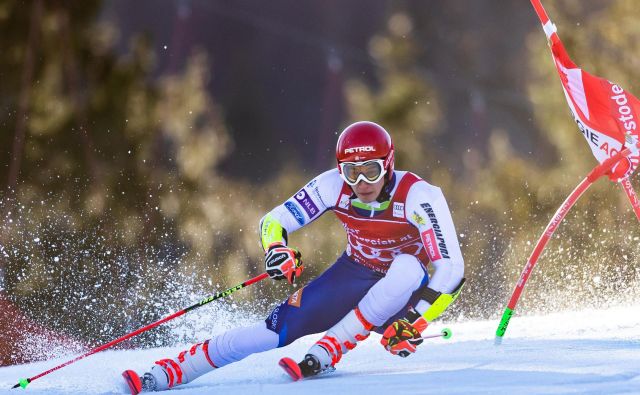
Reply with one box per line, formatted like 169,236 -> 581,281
422,328 -> 452,340
495,148 -> 632,344
12,272 -> 269,390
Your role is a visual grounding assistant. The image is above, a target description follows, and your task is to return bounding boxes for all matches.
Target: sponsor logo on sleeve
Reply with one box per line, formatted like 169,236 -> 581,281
393,202 -> 405,218
338,193 -> 351,210
419,203 -> 450,259
309,185 -> 324,204
287,287 -> 304,307
284,201 -> 305,225
421,229 -> 442,261
294,189 -> 320,217
412,211 -> 426,225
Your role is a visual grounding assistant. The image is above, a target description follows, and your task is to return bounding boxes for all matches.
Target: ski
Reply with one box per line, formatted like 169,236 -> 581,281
278,356 -> 336,381
122,369 -> 143,395
279,357 -> 304,381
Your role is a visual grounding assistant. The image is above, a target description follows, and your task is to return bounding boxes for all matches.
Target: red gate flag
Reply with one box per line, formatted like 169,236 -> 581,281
495,0 -> 640,344
532,0 -> 640,180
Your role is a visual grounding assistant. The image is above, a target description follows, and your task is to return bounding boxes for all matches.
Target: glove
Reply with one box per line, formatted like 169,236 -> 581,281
380,309 -> 428,357
265,243 -> 303,284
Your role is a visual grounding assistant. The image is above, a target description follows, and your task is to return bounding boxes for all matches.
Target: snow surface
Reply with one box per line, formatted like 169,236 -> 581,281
1,304 -> 639,395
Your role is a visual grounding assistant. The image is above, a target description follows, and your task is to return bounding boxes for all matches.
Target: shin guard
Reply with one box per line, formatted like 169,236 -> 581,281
307,307 -> 374,370
148,340 -> 217,391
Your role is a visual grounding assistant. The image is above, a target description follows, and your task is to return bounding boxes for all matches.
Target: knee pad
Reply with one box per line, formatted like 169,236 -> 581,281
384,254 -> 427,298
358,255 -> 427,325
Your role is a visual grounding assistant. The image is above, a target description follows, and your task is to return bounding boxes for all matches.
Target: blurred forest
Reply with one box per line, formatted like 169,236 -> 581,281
1,0 -> 639,366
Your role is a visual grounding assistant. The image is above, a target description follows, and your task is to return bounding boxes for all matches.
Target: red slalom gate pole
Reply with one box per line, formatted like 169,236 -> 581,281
12,272 -> 269,389
496,0 -> 640,343
530,0 -> 551,25
621,178 -> 640,221
495,148 -> 632,343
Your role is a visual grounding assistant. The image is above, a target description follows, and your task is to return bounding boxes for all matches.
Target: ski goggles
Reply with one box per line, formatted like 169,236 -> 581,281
338,159 -> 387,186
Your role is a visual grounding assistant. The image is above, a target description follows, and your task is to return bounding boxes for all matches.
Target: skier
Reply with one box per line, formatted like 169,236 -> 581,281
123,121 -> 465,393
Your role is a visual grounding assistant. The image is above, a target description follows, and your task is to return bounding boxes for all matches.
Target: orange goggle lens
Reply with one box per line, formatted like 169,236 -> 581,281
339,159 -> 386,185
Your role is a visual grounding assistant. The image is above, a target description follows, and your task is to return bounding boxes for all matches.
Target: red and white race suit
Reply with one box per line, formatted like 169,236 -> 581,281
269,169 -> 464,303
140,170 -> 465,391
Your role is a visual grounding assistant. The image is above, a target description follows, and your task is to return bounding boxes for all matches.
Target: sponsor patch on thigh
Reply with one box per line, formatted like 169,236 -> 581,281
287,288 -> 304,307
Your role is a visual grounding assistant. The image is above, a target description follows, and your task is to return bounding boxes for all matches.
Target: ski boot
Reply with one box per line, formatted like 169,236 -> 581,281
122,340 -> 219,393
279,353 -> 334,381
279,307 -> 372,381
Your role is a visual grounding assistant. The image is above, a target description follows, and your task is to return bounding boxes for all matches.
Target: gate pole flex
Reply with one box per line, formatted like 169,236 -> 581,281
495,148 -> 632,343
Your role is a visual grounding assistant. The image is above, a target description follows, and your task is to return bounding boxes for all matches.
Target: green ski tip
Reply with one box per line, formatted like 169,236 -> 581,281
441,328 -> 452,339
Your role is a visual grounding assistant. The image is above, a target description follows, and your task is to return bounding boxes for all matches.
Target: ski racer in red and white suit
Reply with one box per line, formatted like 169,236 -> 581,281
133,121 -> 465,392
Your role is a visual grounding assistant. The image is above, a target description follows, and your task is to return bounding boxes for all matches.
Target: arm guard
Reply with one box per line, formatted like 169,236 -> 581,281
259,213 -> 288,251
417,278 -> 465,322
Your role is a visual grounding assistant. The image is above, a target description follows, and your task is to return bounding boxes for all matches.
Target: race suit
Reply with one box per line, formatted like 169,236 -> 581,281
143,169 -> 465,390
263,169 -> 464,345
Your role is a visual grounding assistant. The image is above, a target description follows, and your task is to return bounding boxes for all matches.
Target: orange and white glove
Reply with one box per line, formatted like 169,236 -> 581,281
265,243 -> 303,284
380,309 -> 428,357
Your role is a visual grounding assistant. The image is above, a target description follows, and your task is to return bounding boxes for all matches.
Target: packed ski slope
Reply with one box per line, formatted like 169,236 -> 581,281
1,304 -> 638,395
